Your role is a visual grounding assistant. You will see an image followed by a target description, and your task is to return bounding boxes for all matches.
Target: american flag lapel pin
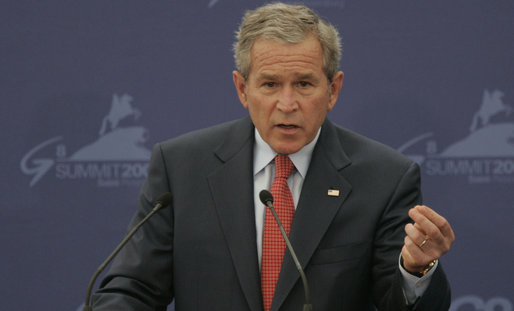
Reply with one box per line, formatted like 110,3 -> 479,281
327,188 -> 340,197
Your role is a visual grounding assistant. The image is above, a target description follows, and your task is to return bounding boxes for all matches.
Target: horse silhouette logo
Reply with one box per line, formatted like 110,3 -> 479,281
398,88 -> 514,162
470,89 -> 512,132
71,93 -> 150,160
99,93 -> 141,136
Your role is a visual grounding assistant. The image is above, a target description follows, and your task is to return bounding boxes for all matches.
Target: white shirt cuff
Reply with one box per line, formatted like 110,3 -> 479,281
398,255 -> 438,305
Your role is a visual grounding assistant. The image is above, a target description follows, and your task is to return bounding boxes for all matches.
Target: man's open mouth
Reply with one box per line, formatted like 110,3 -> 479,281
278,124 -> 298,129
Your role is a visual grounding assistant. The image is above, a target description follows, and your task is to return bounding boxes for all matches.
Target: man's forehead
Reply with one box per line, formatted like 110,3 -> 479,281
250,36 -> 322,57
248,37 -> 324,78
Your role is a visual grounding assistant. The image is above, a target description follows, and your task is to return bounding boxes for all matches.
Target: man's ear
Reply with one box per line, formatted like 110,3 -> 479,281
233,71 -> 248,109
327,71 -> 344,111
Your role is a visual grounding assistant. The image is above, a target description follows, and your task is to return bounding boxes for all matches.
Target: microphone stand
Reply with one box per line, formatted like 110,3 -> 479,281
82,193 -> 172,311
260,190 -> 313,311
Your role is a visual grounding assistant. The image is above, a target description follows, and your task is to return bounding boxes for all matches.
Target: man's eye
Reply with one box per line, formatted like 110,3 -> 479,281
264,82 -> 276,88
298,81 -> 310,87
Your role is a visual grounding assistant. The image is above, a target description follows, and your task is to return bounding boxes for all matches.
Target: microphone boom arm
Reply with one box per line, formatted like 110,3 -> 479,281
263,199 -> 313,311
82,193 -> 172,311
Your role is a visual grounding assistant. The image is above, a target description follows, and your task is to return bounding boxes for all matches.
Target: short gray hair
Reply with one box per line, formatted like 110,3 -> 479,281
233,2 -> 342,81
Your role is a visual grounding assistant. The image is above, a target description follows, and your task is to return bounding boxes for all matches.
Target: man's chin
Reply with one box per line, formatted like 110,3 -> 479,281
271,143 -> 304,155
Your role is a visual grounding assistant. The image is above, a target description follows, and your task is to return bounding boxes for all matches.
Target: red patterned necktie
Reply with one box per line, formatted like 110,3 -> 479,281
261,155 -> 295,311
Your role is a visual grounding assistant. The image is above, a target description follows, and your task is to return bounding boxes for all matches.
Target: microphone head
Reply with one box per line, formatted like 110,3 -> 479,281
259,190 -> 274,205
156,192 -> 172,207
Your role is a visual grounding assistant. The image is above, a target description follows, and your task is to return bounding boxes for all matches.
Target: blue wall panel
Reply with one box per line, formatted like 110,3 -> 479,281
2,1 -> 512,310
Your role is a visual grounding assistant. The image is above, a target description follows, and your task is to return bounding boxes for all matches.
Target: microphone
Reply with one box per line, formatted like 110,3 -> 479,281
259,190 -> 313,311
82,192 -> 173,311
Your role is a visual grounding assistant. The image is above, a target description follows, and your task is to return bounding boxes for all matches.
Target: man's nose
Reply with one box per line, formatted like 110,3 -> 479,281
276,86 -> 298,112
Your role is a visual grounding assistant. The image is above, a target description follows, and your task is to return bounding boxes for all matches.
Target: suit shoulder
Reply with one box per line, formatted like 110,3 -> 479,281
158,117 -> 251,152
330,122 -> 415,167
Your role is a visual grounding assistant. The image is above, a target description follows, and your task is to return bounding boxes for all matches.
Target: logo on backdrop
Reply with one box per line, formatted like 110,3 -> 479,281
207,0 -> 346,9
20,94 -> 151,187
398,89 -> 514,184
450,295 -> 512,311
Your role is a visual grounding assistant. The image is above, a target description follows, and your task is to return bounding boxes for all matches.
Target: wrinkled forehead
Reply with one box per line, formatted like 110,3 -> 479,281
248,35 -> 324,77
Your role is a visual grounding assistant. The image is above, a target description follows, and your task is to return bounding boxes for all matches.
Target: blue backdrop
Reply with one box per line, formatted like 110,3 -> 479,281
2,1 -> 513,310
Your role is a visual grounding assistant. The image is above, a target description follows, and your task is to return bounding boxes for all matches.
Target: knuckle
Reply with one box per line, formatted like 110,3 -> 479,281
426,227 -> 438,237
405,223 -> 412,233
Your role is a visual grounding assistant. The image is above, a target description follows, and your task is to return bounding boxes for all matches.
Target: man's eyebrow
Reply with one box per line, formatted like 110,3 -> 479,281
256,73 -> 319,81
256,73 -> 280,81
295,73 -> 320,82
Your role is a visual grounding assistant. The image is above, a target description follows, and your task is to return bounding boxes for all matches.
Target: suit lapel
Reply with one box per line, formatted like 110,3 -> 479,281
207,117 -> 263,311
272,120 -> 353,311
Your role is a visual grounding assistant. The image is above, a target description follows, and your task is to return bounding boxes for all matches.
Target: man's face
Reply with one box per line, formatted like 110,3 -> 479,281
233,35 -> 343,154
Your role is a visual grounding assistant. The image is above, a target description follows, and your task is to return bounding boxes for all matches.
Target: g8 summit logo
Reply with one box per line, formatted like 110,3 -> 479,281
399,89 -> 514,184
20,94 -> 151,187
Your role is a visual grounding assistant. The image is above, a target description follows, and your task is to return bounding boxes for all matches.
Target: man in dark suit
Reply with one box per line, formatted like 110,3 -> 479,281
93,3 -> 455,310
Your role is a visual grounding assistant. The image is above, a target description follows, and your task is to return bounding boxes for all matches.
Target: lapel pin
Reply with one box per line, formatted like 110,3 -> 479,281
327,189 -> 340,197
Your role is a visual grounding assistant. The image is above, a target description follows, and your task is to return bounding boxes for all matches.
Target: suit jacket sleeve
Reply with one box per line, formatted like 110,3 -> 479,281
92,143 -> 174,310
371,162 -> 451,311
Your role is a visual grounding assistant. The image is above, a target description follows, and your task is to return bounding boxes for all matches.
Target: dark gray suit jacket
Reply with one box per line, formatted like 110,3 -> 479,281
92,116 -> 451,310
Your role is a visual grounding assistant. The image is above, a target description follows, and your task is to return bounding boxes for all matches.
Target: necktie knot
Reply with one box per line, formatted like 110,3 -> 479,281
274,155 -> 295,180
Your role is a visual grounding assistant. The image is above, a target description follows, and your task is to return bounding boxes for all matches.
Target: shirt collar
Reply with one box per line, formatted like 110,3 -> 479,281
253,128 -> 321,178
